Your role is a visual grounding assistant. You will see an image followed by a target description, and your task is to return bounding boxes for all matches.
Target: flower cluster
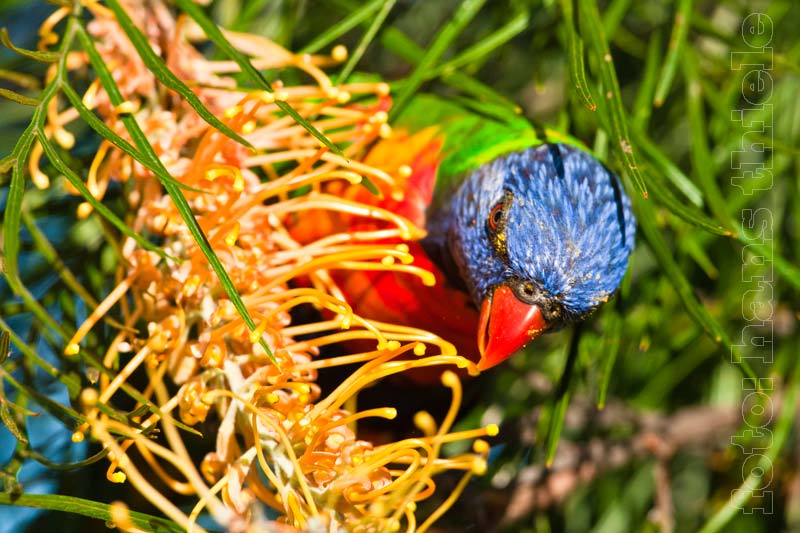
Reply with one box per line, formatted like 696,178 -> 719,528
37,1 -> 497,532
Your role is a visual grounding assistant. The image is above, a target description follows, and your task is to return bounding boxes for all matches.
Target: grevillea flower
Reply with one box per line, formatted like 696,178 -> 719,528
36,1 -> 497,531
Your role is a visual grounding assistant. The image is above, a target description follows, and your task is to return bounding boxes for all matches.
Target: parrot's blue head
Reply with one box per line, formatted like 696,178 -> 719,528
439,143 -> 636,369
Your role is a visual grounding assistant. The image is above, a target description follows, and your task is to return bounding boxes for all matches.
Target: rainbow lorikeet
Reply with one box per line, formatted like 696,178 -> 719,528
302,95 -> 636,371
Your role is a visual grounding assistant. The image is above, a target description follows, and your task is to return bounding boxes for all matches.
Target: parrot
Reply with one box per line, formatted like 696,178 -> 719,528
297,94 -> 636,372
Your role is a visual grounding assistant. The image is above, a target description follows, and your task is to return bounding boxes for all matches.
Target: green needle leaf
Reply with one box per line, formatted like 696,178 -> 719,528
103,0 -> 254,150
577,0 -> 648,198
300,0 -> 385,54
544,324 -> 582,466
337,0 -> 396,84
37,133 -> 171,261
0,404 -> 27,445
561,0 -> 598,112
174,0 -> 343,157
0,493 -> 184,533
0,330 -> 9,364
0,87 -> 39,106
653,0 -> 693,107
77,24 -> 277,364
61,84 -> 205,195
0,28 -> 59,62
634,193 -> 759,384
699,359 -> 800,533
596,307 -> 622,409
390,0 -> 488,119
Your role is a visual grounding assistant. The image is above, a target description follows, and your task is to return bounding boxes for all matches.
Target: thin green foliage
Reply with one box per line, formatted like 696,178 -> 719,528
337,0 -> 396,83
103,0 -> 254,150
434,9 -> 529,79
2,13 -> 76,342
60,83 -> 204,195
75,23 -> 277,364
0,27 -> 59,62
300,0 -> 384,54
683,50 -> 734,231
577,0 -> 647,198
561,0 -> 598,112
653,0 -> 692,107
38,130 -> 171,261
173,0 -> 343,157
543,324 -> 582,466
596,306 -> 622,409
633,193 -> 759,384
0,493 -> 183,533
380,27 -> 521,114
0,87 -> 39,106
699,359 -> 800,533
389,0 -> 487,119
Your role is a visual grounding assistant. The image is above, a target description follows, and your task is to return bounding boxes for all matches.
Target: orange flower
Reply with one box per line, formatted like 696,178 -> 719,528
50,2 -> 496,531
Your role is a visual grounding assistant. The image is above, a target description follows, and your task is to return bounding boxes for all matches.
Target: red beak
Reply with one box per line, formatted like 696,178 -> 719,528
477,285 -> 548,371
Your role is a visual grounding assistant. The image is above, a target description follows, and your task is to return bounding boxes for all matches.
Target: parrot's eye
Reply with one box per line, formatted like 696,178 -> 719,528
488,202 -> 504,231
487,191 -> 513,235
487,192 -> 513,260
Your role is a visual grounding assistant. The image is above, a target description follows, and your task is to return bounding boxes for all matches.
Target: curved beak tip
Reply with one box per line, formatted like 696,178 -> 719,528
477,285 -> 548,371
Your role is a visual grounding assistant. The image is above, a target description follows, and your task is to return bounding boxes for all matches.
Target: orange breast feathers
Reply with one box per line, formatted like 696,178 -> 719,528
288,128 -> 481,363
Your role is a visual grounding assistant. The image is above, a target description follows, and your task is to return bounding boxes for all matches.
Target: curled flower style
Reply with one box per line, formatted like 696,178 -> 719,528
42,1 -> 497,532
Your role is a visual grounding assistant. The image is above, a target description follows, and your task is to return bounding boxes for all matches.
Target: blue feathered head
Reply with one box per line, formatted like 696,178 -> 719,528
441,143 -> 636,368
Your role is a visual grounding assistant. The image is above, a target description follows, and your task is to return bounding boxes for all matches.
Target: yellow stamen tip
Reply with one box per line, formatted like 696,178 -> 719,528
398,165 -> 413,178
413,343 -> 426,356
377,82 -> 390,96
385,340 -> 401,351
80,388 -> 98,408
421,272 -> 436,287
31,170 -> 50,190
71,431 -> 85,443
472,457 -> 487,475
379,123 -> 392,138
381,256 -> 395,266
414,411 -> 437,436
225,223 -> 240,247
109,471 -> 127,483
242,120 -> 257,134
224,105 -> 242,118
76,202 -> 93,219
331,44 -> 348,62
441,370 -> 459,388
64,343 -> 80,356
473,439 -> 491,454
55,129 -> 75,150
113,101 -> 136,115
485,424 -> 499,437
336,91 -> 351,104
